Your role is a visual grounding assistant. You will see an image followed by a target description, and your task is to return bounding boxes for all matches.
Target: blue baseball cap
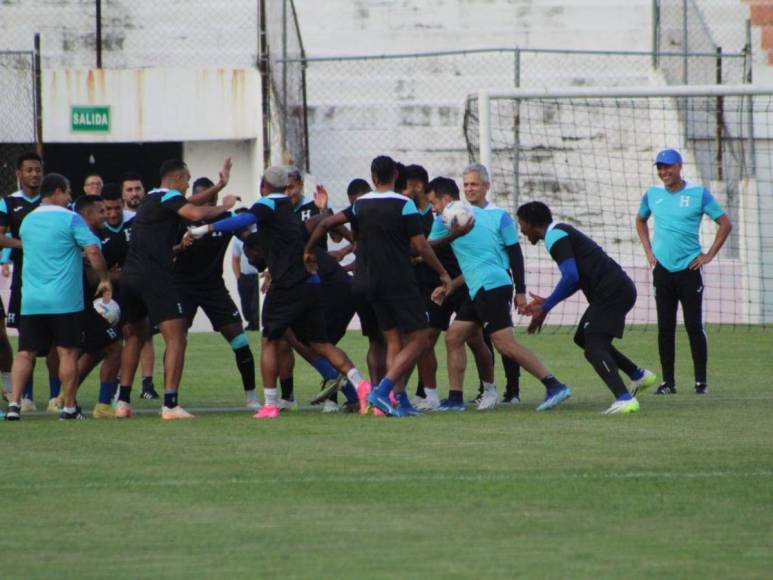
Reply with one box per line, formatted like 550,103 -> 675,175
654,149 -> 683,165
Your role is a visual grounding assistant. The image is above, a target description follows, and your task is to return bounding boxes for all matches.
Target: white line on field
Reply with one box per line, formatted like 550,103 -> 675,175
0,470 -> 770,492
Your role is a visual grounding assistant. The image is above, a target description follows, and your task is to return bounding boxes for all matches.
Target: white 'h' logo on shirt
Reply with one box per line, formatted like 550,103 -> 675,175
680,195 -> 690,208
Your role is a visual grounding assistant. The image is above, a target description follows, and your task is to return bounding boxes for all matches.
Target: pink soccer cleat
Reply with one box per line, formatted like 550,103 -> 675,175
254,404 -> 280,419
356,380 -> 372,415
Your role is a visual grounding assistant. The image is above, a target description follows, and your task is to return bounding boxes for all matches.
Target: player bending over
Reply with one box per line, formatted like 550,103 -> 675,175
517,201 -> 657,414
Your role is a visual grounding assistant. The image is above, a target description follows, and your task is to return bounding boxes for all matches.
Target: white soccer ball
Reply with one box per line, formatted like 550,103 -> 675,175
442,200 -> 475,230
93,299 -> 121,326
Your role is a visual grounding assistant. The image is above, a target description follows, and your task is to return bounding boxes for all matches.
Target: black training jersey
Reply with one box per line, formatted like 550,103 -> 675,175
123,188 -> 188,277
173,211 -> 234,286
294,197 -> 328,251
98,218 -> 133,270
414,204 -> 441,291
350,191 -> 423,295
545,223 -> 628,301
249,193 -> 310,290
0,190 -> 41,267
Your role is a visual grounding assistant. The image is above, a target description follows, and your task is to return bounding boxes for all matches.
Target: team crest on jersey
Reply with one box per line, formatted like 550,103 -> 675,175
301,210 -> 312,221
680,195 -> 690,208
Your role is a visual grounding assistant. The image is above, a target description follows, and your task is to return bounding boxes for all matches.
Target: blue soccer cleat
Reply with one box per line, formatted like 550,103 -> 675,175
536,385 -> 572,412
435,398 -> 466,412
393,403 -> 422,417
367,390 -> 396,416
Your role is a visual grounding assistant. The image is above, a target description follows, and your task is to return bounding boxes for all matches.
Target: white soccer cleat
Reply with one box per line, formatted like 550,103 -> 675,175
322,399 -> 340,413
602,398 -> 640,415
476,387 -> 499,411
20,398 -> 37,413
277,398 -> 298,411
630,369 -> 657,396
161,405 -> 195,420
245,398 -> 262,411
414,396 -> 440,411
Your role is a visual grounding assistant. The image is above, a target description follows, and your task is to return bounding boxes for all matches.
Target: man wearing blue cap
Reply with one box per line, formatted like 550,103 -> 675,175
635,149 -> 732,395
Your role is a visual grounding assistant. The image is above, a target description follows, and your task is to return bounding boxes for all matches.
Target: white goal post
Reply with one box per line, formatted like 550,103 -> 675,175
467,84 -> 773,327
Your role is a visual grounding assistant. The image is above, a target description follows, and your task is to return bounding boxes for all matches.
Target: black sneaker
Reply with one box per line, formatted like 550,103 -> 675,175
5,403 -> 20,421
502,392 -> 521,404
140,386 -> 160,400
60,406 -> 86,420
695,382 -> 709,395
654,383 -> 677,395
341,400 -> 360,414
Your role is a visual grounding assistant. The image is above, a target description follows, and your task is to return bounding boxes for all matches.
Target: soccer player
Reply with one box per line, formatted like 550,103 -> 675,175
118,171 -> 158,397
121,171 -> 145,215
517,201 -> 657,414
314,178 -> 386,387
428,180 -> 572,412
0,151 -> 62,412
73,194 -> 122,418
420,177 -> 506,411
190,166 -> 370,419
5,174 -> 111,421
115,159 -> 237,420
462,163 -> 523,404
83,173 -> 104,196
172,177 -> 259,410
636,149 -> 732,395
305,156 -> 452,417
232,238 -> 260,331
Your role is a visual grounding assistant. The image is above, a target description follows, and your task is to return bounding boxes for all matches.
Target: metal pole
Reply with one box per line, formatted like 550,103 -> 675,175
258,0 -> 271,168
95,0 -> 102,68
282,0 -> 288,139
513,49 -> 521,208
682,0 -> 688,85
715,47 -> 723,181
652,0 -> 660,68
478,90 -> 492,174
33,34 -> 43,157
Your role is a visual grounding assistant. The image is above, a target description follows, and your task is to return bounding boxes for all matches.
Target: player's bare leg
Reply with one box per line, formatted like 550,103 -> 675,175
0,321 -> 13,400
156,318 -> 191,418
115,318 -> 149,418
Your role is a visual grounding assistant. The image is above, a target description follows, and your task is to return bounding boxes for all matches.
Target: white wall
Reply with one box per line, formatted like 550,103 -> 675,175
42,68 -> 260,143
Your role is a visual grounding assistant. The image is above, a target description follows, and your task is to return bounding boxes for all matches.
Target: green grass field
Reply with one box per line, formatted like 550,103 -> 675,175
3,327 -> 772,579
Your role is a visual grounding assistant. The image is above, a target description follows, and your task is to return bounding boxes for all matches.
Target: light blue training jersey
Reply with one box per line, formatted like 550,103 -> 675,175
19,205 -> 100,315
638,181 -> 725,273
429,205 -> 519,298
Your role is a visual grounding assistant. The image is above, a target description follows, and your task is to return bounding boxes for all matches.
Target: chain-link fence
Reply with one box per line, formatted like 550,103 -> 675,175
655,0 -> 753,85
0,0 -> 258,69
0,51 -> 37,196
300,48 -> 748,210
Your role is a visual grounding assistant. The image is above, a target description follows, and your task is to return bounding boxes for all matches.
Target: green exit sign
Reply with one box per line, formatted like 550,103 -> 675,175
71,106 -> 110,132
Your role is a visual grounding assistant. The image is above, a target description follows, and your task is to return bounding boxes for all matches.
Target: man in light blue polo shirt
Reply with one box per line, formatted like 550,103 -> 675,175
5,173 -> 112,421
427,179 -> 571,412
636,149 -> 732,395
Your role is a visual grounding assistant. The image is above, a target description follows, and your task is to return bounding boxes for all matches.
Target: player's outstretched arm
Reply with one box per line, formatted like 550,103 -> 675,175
187,157 -> 232,205
83,244 -> 112,304
0,226 -> 21,250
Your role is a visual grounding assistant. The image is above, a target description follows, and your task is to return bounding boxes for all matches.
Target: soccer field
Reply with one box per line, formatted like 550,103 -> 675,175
3,327 -> 772,579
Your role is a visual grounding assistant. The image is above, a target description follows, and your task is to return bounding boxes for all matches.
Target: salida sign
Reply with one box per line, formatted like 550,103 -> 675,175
71,106 -> 110,132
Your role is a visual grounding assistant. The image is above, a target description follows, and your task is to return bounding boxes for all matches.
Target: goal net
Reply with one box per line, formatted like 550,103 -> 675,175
464,85 -> 772,329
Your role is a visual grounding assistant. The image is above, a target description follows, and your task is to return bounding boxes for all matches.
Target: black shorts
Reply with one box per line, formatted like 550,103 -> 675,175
177,281 -> 242,332
83,306 -> 121,354
455,285 -> 514,335
18,311 -> 84,353
320,281 -> 355,345
355,294 -> 382,340
575,275 -> 636,341
121,273 -> 184,326
262,282 -> 327,343
427,284 -> 468,332
6,277 -> 21,328
370,287 -> 428,334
